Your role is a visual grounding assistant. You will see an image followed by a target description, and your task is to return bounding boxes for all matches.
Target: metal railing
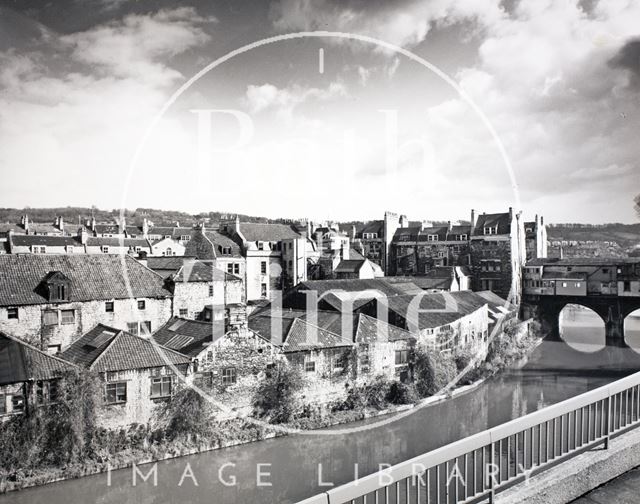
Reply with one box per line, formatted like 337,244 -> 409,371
298,371 -> 640,504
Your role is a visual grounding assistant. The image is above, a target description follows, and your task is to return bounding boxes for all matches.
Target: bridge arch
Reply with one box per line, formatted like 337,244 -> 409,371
558,303 -> 606,353
624,308 -> 640,351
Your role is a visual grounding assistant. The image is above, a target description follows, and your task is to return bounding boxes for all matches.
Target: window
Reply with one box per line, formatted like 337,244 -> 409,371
624,281 -> 631,292
304,360 -> 316,373
101,246 -> 109,253
427,234 -> 437,241
150,376 -> 172,398
105,382 -> 127,404
261,261 -> 267,275
222,367 -> 237,384
457,234 -> 468,241
180,235 -> 190,241
105,301 -> 114,312
43,310 -> 59,326
484,226 -> 497,235
208,285 -> 214,296
227,263 -> 233,274
60,310 -> 75,325
31,245 -> 46,254
258,242 -> 264,250
11,394 -> 24,412
395,350 -> 409,366
0,395 -> 5,415
142,321 -> 152,335
260,283 -> 267,298
7,307 -> 18,320
179,308 -> 188,317
234,263 -> 240,275
36,380 -> 58,405
127,322 -> 139,335
222,246 -> 231,255
562,282 -> 568,288
47,344 -> 61,355
602,268 -> 609,274
137,299 -> 146,310
576,282 -> 581,288
66,246 -> 74,253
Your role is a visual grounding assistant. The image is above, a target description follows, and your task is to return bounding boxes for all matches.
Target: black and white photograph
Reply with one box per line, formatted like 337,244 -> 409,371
1,1 -> 640,503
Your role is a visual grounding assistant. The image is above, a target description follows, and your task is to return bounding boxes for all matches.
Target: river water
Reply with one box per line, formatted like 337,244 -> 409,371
3,316 -> 640,504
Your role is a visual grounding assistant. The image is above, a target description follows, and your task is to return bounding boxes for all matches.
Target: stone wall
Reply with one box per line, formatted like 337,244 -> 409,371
0,297 -> 172,351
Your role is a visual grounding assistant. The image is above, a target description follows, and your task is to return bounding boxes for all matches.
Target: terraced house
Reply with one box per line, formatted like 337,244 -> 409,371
0,254 -> 172,353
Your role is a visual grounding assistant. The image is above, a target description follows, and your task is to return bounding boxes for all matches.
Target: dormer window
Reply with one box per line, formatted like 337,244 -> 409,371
457,234 -> 468,241
221,246 -> 232,255
427,234 -> 438,241
257,242 -> 264,251
31,245 -> 46,254
44,271 -> 71,302
484,226 -> 497,235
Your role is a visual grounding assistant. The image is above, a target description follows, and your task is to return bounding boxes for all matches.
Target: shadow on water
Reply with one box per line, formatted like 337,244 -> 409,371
3,320 -> 640,504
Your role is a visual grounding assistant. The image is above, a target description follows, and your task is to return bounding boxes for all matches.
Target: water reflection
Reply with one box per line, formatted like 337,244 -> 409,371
1,340 -> 623,504
625,311 -> 640,351
560,304 -> 605,353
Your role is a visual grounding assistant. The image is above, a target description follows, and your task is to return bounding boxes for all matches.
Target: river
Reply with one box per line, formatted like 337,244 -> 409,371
3,316 -> 640,504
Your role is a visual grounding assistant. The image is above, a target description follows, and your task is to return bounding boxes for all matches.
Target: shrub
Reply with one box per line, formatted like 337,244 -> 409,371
386,381 -> 418,405
160,386 -> 215,440
253,364 -> 304,424
413,347 -> 457,398
362,375 -> 391,409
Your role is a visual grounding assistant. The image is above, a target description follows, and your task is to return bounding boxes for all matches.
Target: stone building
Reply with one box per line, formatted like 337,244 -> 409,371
524,215 -> 548,261
334,258 -> 383,279
354,314 -> 416,383
150,237 -> 185,257
166,259 -> 244,319
0,331 -> 77,420
469,208 -> 526,303
0,254 -> 172,353
351,220 -> 384,267
152,316 -> 282,418
61,324 -> 191,428
7,233 -> 85,254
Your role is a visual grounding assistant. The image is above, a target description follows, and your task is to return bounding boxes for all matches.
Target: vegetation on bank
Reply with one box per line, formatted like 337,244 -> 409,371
0,322 -> 542,493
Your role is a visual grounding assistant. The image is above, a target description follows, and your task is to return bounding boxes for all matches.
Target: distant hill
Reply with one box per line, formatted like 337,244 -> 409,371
547,223 -> 640,249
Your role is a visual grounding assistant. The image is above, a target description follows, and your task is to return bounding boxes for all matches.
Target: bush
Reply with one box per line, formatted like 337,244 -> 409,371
253,365 -> 303,424
386,381 -> 418,405
160,386 -> 215,440
453,345 -> 475,373
362,375 -> 391,409
413,347 -> 457,398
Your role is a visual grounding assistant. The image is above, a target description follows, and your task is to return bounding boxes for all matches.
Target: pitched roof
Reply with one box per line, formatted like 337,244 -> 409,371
473,212 -> 511,235
355,313 -> 415,343
203,230 -> 243,258
386,290 -> 489,329
0,332 -> 77,385
239,222 -> 302,242
147,226 -> 195,237
146,256 -> 196,272
61,324 -> 191,372
0,254 -> 170,306
172,260 -> 240,283
335,259 -> 365,273
11,235 -> 82,247
359,221 -> 383,235
281,318 -> 353,353
152,317 -> 225,358
86,237 -> 151,247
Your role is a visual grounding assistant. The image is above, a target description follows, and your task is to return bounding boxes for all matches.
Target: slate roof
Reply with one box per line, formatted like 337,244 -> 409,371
359,221 -> 383,236
349,248 -> 366,260
11,235 -> 82,247
86,237 -> 151,247
92,224 -> 123,235
473,212 -> 511,235
147,226 -> 195,238
334,259 -> 365,273
385,290 -> 489,329
204,231 -> 243,257
0,332 -> 77,385
61,324 -> 191,372
239,222 -> 302,242
281,318 -> 353,353
0,254 -> 170,306
152,317 -> 225,358
24,223 -> 62,235
172,260 -> 240,283
355,314 -> 415,343
146,256 -> 196,272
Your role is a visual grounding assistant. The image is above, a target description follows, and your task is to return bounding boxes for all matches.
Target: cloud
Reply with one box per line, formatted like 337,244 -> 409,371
609,38 -> 640,88
270,0 -> 505,48
244,81 -> 347,118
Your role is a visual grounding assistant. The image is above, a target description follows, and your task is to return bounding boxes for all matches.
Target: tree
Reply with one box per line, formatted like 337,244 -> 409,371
253,365 -> 304,424
413,347 -> 457,398
160,386 -> 216,440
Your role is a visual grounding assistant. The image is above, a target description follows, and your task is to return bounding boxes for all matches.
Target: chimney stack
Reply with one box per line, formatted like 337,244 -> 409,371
234,215 -> 240,233
470,209 -> 476,227
91,216 -> 96,232
509,207 -> 513,220
23,215 -> 29,233
78,227 -> 88,245
142,218 -> 149,237
58,216 -> 64,232
448,220 -> 453,232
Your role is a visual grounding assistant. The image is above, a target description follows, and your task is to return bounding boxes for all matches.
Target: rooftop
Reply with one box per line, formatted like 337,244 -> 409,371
61,324 -> 191,372
0,254 -> 170,306
239,222 -> 302,242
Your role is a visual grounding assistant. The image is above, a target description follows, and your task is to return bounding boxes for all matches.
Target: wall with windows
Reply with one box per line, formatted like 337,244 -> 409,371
285,346 -> 353,404
0,297 -> 172,353
98,364 -> 189,429
356,338 -> 415,383
194,328 -> 282,418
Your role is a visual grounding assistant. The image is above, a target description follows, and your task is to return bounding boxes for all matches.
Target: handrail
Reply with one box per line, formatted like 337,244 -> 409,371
298,370 -> 640,504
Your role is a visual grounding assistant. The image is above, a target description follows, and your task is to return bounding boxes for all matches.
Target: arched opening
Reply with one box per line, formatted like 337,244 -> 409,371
625,309 -> 640,351
559,304 -> 605,353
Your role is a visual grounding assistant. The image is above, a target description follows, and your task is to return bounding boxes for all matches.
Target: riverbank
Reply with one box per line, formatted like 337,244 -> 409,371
0,327 -> 542,494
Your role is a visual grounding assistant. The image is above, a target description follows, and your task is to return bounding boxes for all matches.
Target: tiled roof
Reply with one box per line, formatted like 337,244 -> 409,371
11,235 -> 82,247
25,223 -> 62,235
386,290 -> 488,329
146,256 -> 196,272
0,254 -> 170,306
335,259 -> 365,273
473,212 -> 511,235
281,318 -> 353,353
172,260 -> 239,283
0,332 -> 77,385
92,224 -> 122,234
239,222 -> 302,242
152,317 -> 225,358
359,221 -> 383,236
204,231 -> 243,258
355,314 -> 415,343
86,237 -> 151,247
62,324 -> 191,372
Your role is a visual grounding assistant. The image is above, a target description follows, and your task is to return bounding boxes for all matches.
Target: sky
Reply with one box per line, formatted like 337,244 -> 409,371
0,0 -> 639,224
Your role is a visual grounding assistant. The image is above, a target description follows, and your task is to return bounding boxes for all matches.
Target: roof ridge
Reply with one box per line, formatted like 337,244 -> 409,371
0,331 -> 79,370
87,325 -> 123,371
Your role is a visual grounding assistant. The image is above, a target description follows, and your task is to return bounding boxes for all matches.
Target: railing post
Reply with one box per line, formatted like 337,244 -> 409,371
488,441 -> 495,503
604,395 -> 612,449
